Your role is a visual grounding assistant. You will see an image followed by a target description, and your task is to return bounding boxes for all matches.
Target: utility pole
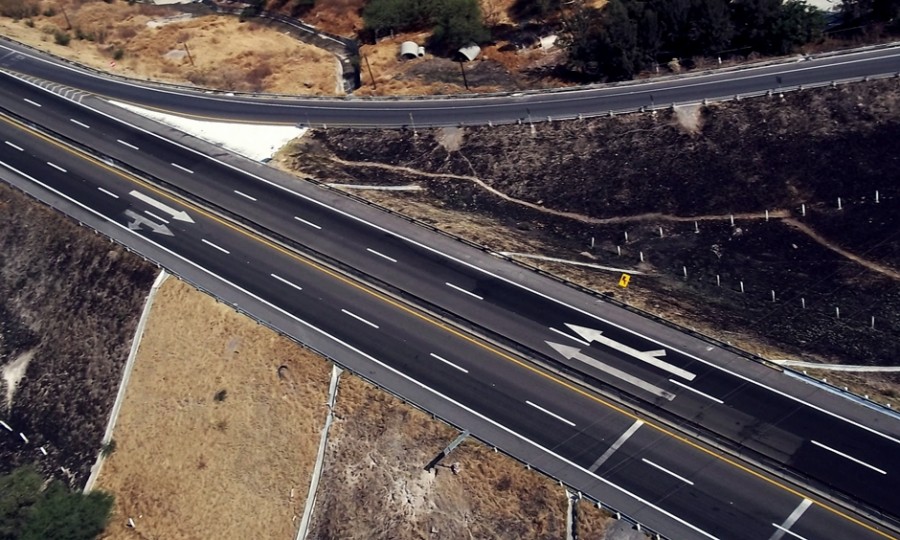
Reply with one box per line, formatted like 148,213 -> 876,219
183,42 -> 195,66
364,54 -> 377,90
59,5 -> 72,30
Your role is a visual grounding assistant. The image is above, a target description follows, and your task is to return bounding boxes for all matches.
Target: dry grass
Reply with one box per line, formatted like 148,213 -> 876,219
303,0 -> 365,36
94,278 -> 332,539
308,373 -> 573,539
0,4 -> 338,94
576,499 -> 614,539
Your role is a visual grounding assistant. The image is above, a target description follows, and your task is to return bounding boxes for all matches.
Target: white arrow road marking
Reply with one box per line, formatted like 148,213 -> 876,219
769,499 -> 813,540
546,342 -> 675,400
526,400 -> 576,427
124,210 -> 173,236
549,326 -> 590,347
129,190 -> 194,223
810,440 -> 886,474
566,323 -> 695,381
642,458 -> 694,485
430,353 -> 468,373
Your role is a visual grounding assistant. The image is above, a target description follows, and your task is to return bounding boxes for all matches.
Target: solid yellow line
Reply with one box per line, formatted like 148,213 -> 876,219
2,112 -> 895,539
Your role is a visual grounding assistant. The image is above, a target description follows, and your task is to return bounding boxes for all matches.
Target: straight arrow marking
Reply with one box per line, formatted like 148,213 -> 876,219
124,209 -> 173,236
129,190 -> 194,223
566,323 -> 695,381
546,341 -> 675,401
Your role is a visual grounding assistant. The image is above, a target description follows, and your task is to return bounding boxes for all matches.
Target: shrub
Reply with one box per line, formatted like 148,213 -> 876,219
54,30 -> 71,46
113,47 -> 124,60
100,439 -> 117,457
214,389 -> 227,402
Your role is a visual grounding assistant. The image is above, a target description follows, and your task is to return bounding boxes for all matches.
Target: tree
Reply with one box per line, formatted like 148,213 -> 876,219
428,0 -> 490,53
0,466 -> 113,540
0,466 -> 43,540
595,0 -> 641,80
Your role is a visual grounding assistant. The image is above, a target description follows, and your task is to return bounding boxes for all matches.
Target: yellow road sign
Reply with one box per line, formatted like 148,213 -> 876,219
618,273 -> 631,288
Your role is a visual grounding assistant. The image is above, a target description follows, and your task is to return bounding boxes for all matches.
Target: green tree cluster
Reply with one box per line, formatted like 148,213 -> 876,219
0,466 -> 113,540
568,0 -> 825,81
363,0 -> 489,53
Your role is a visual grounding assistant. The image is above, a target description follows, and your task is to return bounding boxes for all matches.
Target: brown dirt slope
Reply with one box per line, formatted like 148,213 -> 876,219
278,80 -> 900,377
95,278 -> 332,539
308,373 -> 570,539
0,183 -> 156,487
0,3 -> 337,94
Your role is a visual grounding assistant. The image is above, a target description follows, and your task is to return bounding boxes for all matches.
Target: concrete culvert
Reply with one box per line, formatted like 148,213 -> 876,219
400,41 -> 420,60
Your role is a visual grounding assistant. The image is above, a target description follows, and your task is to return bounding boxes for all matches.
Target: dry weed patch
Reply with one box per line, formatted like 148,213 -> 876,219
95,279 -> 331,539
308,374 -> 573,539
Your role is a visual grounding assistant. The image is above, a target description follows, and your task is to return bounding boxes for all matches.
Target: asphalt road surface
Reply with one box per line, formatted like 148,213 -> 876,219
0,107 -> 895,540
1,38 -> 899,127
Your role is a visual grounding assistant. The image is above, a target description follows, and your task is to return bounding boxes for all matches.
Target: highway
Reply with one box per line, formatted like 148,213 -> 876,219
0,99 -> 893,540
0,73 -> 897,538
0,38 -> 899,126
2,40 -> 900,539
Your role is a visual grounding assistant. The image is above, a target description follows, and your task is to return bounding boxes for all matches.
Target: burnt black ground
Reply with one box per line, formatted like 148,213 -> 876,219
284,78 -> 900,368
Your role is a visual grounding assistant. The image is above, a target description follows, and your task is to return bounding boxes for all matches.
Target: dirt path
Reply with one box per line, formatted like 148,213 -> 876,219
325,156 -> 789,225
784,218 -> 900,281
326,156 -> 900,282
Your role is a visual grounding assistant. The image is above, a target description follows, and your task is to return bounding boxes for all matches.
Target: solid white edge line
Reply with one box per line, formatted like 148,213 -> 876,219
642,458 -> 695,486
96,187 -> 118,199
64,72 -> 900,450
144,210 -> 169,224
430,352 -> 468,373
549,326 -> 591,347
171,162 -> 193,174
810,440 -> 886,474
341,309 -> 379,329
271,273 -> 303,292
116,139 -> 138,150
668,379 -> 724,404
366,247 -> 397,263
69,118 -> 90,129
294,216 -> 322,229
0,157 -> 721,540
446,281 -> 483,300
770,523 -> 809,540
526,400 -> 576,427
23,98 -> 41,107
46,162 -> 66,173
234,189 -> 257,202
4,140 -> 24,151
201,238 -> 230,254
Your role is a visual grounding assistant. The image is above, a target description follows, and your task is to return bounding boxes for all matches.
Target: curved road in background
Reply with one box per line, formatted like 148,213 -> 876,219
1,38 -> 900,127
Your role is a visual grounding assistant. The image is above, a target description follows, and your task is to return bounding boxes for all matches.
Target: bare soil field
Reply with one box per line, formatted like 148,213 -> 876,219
0,183 -> 155,487
307,373 -> 580,539
0,2 -> 338,94
94,278 -> 332,539
276,80 -> 900,401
